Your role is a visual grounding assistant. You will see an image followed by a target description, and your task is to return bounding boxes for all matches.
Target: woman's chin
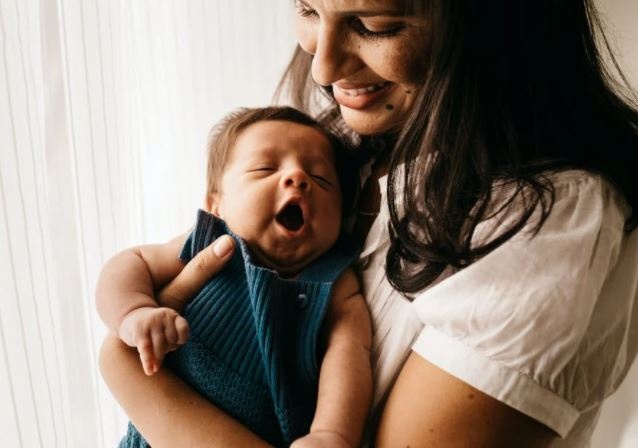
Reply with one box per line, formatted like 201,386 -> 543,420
339,104 -> 404,136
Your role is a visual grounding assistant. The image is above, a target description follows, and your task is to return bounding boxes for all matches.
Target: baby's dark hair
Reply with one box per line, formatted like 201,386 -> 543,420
206,106 -> 357,216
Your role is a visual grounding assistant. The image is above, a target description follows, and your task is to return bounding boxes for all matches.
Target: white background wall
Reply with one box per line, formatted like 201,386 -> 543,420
0,0 -> 636,447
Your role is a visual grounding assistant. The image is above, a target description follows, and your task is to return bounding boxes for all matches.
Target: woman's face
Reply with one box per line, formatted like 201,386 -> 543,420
295,0 -> 430,135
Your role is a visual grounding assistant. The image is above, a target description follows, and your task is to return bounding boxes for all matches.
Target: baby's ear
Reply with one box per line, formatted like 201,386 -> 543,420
205,193 -> 221,217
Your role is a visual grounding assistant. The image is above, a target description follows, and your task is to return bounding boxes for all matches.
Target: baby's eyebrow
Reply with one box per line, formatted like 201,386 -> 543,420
250,146 -> 278,155
242,148 -> 280,164
306,153 -> 336,168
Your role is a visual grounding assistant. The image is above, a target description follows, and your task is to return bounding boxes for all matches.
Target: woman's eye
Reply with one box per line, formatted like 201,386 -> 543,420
295,1 -> 318,19
295,1 -> 404,40
350,18 -> 405,40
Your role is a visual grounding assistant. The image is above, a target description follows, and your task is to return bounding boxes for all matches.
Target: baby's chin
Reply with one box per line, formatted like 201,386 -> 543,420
247,244 -> 319,278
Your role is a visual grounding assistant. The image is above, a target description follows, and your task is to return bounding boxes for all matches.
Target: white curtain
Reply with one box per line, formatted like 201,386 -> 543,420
1,1 -> 295,446
0,1 -> 636,447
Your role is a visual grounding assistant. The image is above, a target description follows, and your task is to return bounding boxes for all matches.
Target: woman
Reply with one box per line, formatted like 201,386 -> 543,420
100,0 -> 638,446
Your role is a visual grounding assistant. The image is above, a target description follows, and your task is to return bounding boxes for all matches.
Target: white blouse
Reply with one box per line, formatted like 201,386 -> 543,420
358,170 -> 638,447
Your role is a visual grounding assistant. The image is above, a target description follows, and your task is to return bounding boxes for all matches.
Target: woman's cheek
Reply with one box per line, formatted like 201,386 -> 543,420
405,32 -> 432,84
387,42 -> 428,85
295,20 -> 316,55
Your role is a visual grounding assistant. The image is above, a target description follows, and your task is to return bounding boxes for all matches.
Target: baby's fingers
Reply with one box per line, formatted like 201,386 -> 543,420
174,315 -> 189,345
162,314 -> 189,346
137,336 -> 157,376
150,327 -> 168,373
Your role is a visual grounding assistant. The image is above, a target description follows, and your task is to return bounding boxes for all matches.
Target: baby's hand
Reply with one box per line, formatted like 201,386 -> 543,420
290,431 -> 353,448
118,306 -> 189,375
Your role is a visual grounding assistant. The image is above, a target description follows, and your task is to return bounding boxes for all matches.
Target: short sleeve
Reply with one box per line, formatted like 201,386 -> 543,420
411,171 -> 636,438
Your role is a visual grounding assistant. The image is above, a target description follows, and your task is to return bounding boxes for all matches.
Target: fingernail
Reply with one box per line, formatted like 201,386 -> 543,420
213,235 -> 233,258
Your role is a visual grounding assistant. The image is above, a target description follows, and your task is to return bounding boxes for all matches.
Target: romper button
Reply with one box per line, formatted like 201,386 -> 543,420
297,293 -> 308,309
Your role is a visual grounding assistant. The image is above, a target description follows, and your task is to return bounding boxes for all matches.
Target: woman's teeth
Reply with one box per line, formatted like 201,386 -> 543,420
336,82 -> 388,97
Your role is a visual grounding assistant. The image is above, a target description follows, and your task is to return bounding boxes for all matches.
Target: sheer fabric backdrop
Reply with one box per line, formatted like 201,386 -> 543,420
1,1 -> 295,446
0,0 -> 635,447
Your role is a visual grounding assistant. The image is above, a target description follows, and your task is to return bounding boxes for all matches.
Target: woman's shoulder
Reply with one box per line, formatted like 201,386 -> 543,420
537,168 -> 631,240
415,167 -> 635,327
480,169 -> 631,246
547,168 -> 630,209
411,168 -> 638,439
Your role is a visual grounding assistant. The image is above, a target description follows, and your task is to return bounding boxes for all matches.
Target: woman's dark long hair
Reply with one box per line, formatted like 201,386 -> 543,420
275,0 -> 638,295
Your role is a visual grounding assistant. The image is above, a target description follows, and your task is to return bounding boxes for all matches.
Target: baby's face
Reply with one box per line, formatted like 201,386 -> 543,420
208,120 -> 343,276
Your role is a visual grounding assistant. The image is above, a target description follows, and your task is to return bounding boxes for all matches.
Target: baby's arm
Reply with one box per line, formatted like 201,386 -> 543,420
293,268 -> 373,448
96,235 -> 191,375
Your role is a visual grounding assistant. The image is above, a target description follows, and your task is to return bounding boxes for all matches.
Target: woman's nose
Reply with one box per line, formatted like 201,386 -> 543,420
303,23 -> 362,86
281,168 -> 310,191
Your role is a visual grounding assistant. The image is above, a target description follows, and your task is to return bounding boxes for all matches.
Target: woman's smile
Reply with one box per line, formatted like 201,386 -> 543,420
332,82 -> 392,110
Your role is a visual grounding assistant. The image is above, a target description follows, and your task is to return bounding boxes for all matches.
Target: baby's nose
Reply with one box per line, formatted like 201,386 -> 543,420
282,169 -> 310,190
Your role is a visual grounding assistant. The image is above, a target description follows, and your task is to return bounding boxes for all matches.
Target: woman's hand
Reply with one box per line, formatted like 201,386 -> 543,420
156,234 -> 235,311
119,234 -> 234,374
99,235 -> 275,447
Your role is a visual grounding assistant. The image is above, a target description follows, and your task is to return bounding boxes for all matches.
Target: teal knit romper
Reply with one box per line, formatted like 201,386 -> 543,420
120,210 -> 359,447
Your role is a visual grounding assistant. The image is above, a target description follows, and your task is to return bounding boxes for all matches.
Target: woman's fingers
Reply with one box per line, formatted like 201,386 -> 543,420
157,235 -> 235,310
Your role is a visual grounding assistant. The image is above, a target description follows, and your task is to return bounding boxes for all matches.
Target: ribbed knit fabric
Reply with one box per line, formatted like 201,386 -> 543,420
120,210 -> 359,448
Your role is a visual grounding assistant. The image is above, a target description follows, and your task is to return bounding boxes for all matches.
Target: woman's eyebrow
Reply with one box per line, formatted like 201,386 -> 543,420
298,0 -> 407,17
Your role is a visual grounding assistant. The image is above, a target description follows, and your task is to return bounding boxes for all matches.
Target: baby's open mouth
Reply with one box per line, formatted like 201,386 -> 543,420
276,202 -> 304,231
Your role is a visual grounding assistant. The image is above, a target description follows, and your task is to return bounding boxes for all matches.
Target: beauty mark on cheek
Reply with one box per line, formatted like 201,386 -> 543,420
385,104 -> 394,111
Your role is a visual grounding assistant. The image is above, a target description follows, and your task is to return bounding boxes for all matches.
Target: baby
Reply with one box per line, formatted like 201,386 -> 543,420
96,107 -> 372,448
